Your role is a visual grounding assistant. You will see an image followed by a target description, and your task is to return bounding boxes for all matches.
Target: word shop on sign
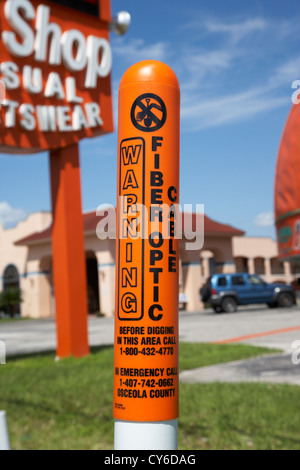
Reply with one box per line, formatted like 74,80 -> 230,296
0,0 -> 112,133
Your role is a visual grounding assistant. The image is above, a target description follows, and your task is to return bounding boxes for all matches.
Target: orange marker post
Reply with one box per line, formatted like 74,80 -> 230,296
113,61 -> 180,450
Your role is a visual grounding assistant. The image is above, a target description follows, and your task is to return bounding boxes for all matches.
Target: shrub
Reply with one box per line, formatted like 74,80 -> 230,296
0,288 -> 23,318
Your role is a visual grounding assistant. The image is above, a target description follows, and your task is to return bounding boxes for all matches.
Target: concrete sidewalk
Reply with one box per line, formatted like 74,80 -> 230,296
180,352 -> 300,386
1,306 -> 299,357
0,317 -> 115,357
1,308 -> 300,387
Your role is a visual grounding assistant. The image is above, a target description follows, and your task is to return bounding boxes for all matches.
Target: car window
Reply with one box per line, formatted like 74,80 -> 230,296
248,275 -> 264,286
232,275 -> 246,286
217,276 -> 227,287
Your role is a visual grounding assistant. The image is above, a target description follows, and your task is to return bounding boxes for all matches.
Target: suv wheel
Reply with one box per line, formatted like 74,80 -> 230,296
221,297 -> 237,313
277,292 -> 294,308
213,306 -> 223,314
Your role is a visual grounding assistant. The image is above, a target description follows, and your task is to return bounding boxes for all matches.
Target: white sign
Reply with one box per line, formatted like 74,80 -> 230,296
0,0 -> 112,134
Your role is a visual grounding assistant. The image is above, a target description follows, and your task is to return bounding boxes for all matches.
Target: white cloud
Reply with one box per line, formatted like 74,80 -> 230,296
254,212 -> 275,227
112,38 -> 170,63
204,18 -> 268,43
178,45 -> 300,131
185,50 -> 234,71
180,49 -> 236,90
180,17 -> 268,44
0,202 -> 27,228
111,16 -> 298,131
180,85 -> 287,131
268,56 -> 300,88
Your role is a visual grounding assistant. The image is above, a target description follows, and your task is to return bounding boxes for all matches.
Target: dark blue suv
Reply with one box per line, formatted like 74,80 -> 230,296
200,273 -> 296,313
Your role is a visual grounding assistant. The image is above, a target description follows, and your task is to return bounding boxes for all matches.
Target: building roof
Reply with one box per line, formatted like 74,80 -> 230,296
183,212 -> 244,237
15,210 -> 244,246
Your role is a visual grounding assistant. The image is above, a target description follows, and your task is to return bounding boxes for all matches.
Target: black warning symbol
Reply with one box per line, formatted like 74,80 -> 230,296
131,93 -> 167,132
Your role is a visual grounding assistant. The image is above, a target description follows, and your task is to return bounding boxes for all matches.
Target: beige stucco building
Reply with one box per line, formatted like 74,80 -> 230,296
0,210 -> 298,318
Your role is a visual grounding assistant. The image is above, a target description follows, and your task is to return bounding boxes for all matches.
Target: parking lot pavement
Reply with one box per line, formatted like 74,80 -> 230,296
180,353 -> 300,386
0,317 -> 115,357
0,319 -> 57,357
178,306 -> 300,386
179,306 -> 300,353
0,305 -> 299,357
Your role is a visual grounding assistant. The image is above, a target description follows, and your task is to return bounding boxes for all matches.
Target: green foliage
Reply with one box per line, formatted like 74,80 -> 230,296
0,287 -> 23,317
1,343 -> 298,450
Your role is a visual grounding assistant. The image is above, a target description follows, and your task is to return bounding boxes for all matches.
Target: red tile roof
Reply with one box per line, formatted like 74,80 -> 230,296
15,210 -> 244,246
183,212 -> 244,236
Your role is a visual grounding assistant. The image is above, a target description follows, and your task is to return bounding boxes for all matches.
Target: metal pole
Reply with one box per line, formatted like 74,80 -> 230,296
0,411 -> 10,451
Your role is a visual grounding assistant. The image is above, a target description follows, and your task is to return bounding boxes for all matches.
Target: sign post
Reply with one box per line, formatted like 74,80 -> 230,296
113,61 -> 180,450
50,143 -> 89,358
0,0 -> 114,358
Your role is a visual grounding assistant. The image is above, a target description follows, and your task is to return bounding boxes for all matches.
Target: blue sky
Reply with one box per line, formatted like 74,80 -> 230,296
1,0 -> 300,238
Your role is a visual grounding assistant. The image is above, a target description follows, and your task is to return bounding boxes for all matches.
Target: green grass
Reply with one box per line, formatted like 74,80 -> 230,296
179,382 -> 300,450
0,343 -> 299,450
179,343 -> 280,371
0,317 -> 31,324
